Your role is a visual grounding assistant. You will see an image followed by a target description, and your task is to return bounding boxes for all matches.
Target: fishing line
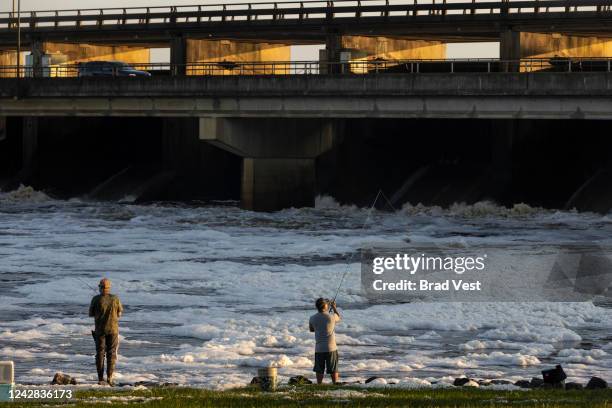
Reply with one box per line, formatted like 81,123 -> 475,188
331,189 -> 385,303
75,276 -> 98,293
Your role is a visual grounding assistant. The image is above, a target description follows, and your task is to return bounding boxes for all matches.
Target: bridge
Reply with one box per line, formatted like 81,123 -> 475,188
2,1 -> 612,212
2,1 -> 612,76
2,65 -> 612,119
1,0 -> 612,46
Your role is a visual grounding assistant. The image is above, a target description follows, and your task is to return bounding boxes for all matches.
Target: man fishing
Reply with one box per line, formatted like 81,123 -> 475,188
309,298 -> 341,385
89,278 -> 123,386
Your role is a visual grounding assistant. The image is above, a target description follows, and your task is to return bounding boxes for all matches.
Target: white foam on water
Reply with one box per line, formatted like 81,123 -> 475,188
0,194 -> 611,388
0,185 -> 52,203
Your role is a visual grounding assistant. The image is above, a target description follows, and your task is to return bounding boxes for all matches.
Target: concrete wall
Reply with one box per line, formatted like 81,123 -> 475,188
520,32 -> 612,59
323,35 -> 446,73
42,43 -> 150,66
241,158 -> 316,211
200,117 -> 340,210
199,117 -> 336,158
341,35 -> 446,60
0,116 -> 5,142
5,74 -> 612,119
500,31 -> 612,71
0,51 -> 17,77
186,39 -> 291,75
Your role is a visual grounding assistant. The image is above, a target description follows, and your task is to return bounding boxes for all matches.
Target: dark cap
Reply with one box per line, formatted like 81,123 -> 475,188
315,297 -> 328,312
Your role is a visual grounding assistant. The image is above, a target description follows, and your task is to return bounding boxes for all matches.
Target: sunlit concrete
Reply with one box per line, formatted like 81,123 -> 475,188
183,39 -> 291,75
0,51 -> 17,77
42,42 -> 150,65
501,31 -> 612,71
322,35 -> 446,73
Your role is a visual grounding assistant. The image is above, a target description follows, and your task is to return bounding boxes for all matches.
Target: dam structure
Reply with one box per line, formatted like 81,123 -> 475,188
1,0 -> 612,211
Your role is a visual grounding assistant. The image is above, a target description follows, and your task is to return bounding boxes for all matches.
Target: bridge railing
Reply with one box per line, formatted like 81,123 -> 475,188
2,58 -> 612,78
0,0 -> 611,30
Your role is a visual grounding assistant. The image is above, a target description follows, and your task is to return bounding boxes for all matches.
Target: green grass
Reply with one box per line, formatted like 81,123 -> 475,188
2,385 -> 611,407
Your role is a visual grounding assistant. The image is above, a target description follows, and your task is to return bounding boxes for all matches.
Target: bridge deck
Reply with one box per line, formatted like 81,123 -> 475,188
1,72 -> 612,120
1,0 -> 612,46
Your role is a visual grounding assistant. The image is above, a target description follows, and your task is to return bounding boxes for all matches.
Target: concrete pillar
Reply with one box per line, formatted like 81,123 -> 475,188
500,29 -> 521,72
21,117 -> 38,182
323,34 -> 343,74
322,35 -> 446,73
30,40 -> 44,78
200,118 -> 340,211
242,158 -> 316,210
170,36 -> 187,76
185,39 -> 291,75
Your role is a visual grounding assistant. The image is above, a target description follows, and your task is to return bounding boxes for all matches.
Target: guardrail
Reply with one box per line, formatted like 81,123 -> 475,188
0,0 -> 611,30
1,58 -> 612,78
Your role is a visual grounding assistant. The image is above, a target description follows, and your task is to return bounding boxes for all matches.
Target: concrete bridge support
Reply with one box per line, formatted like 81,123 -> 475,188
322,35 -> 446,73
200,117 -> 340,211
170,36 -> 187,76
500,31 -> 612,71
21,117 -> 38,182
170,38 -> 291,75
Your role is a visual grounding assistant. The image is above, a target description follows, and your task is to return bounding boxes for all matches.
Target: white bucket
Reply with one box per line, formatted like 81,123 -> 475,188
257,367 -> 278,391
0,362 -> 13,385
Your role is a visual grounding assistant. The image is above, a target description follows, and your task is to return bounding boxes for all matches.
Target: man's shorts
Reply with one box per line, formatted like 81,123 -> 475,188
313,350 -> 339,374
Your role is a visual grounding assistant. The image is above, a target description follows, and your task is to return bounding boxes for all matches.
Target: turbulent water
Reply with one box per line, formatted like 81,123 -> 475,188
0,187 -> 611,389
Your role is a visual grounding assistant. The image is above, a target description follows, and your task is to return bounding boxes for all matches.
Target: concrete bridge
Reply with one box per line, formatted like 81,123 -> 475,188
2,1 -> 612,75
1,0 -> 612,45
2,69 -> 612,211
2,71 -> 612,119
2,1 -> 612,211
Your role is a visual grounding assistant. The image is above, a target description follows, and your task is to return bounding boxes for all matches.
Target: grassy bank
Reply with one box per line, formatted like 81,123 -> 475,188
2,385 -> 611,407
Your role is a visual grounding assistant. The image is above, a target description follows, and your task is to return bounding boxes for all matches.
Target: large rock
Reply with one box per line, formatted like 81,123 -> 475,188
365,376 -> 381,384
490,379 -> 513,385
565,382 -> 583,390
586,377 -> 608,389
514,380 -> 531,388
530,377 -> 544,388
453,378 -> 471,386
288,375 -> 312,385
453,378 -> 479,387
51,373 -> 77,385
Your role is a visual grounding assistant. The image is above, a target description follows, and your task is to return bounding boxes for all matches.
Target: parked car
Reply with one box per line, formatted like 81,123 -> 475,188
78,61 -> 151,77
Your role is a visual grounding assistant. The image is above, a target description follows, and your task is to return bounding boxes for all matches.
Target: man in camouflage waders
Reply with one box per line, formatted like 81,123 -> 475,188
89,278 -> 123,386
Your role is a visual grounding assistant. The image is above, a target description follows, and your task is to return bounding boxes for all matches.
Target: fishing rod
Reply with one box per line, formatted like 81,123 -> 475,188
330,190 -> 398,304
331,190 -> 383,304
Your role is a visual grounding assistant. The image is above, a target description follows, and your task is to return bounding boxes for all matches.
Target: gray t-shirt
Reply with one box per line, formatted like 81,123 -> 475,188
309,311 -> 341,353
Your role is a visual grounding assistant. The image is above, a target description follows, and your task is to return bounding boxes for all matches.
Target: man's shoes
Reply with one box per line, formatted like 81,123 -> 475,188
97,380 -> 107,386
107,376 -> 115,387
